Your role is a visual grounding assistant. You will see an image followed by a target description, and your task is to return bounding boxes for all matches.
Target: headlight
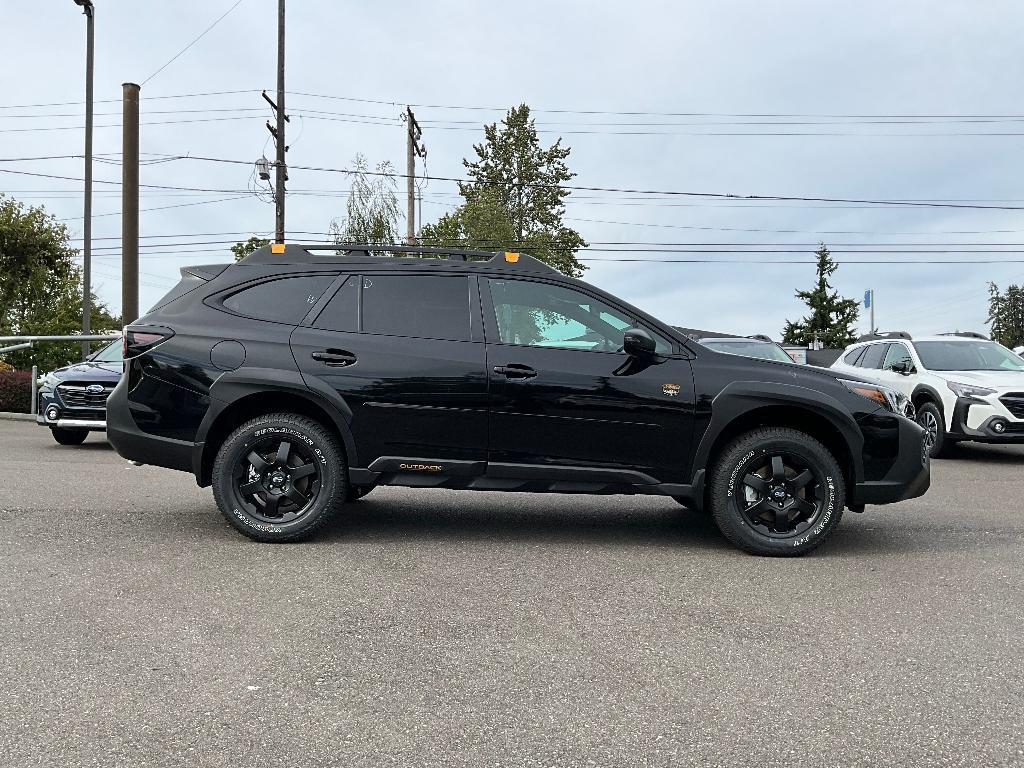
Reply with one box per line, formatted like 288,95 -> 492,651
839,379 -> 904,413
945,381 -> 996,398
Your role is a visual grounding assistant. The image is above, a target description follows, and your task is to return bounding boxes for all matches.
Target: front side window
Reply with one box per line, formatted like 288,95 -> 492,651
361,275 -> 470,341
223,275 -> 331,324
882,343 -> 914,371
487,279 -> 672,354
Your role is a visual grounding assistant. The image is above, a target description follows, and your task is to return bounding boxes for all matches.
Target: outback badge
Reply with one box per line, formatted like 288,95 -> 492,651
662,383 -> 680,397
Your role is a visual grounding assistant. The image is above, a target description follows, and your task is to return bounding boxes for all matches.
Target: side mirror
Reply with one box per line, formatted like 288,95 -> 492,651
890,361 -> 912,375
623,327 -> 656,358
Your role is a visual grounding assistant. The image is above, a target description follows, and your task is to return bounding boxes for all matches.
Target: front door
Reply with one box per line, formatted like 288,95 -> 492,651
481,277 -> 695,483
290,273 -> 488,468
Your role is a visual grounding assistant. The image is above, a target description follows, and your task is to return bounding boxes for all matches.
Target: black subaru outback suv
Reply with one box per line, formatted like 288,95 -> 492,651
107,244 -> 930,556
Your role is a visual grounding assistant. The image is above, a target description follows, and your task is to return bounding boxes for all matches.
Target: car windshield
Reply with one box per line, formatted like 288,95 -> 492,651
703,340 -> 794,364
913,340 -> 1024,371
88,339 -> 123,363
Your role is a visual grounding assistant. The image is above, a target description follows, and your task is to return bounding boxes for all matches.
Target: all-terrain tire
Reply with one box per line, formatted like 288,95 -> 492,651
708,427 -> 845,557
51,427 -> 88,445
212,413 -> 348,543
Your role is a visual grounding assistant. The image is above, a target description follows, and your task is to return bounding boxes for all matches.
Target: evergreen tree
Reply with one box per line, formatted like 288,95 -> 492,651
781,244 -> 860,348
422,104 -> 587,276
988,282 -> 1024,347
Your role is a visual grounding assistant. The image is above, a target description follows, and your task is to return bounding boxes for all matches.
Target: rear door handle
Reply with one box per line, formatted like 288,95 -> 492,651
312,349 -> 357,367
493,363 -> 537,380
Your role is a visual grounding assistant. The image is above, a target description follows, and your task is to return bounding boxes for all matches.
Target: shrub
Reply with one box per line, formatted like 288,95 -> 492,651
0,370 -> 32,413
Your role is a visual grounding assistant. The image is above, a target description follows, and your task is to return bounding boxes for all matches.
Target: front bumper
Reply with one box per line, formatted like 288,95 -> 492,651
852,416 -> 931,506
947,396 -> 1024,443
35,391 -> 107,431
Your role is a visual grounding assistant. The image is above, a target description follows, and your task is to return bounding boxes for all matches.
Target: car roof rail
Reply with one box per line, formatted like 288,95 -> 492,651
856,330 -> 912,342
237,243 -> 558,274
936,331 -> 989,340
748,334 -> 774,342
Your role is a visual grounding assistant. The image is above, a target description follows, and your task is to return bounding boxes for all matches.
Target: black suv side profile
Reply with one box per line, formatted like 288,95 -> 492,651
107,245 -> 930,556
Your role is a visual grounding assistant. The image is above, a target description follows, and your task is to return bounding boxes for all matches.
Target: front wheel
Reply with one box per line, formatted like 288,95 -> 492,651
709,427 -> 845,557
915,402 -> 949,458
51,427 -> 88,445
211,413 -> 348,542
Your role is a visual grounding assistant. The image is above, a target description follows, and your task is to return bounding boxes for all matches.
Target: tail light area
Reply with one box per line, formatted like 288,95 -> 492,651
123,326 -> 175,359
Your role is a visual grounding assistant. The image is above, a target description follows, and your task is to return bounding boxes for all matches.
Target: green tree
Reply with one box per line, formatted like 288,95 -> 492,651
781,244 -> 860,348
329,154 -> 401,246
0,194 -> 119,371
988,282 -> 1024,347
231,235 -> 270,261
422,104 -> 587,276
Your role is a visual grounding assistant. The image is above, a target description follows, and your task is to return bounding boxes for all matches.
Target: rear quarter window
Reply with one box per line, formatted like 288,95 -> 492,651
843,347 -> 867,366
222,275 -> 332,324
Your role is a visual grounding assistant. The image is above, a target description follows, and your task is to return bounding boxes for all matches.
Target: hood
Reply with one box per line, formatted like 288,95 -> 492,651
929,369 -> 1024,389
48,361 -> 123,381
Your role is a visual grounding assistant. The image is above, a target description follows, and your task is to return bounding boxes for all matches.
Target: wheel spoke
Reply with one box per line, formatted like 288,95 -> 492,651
745,498 -> 772,519
239,480 -> 263,496
792,498 -> 817,516
743,473 -> 768,494
774,505 -> 791,529
790,470 -> 813,490
770,455 -> 786,482
284,485 -> 309,506
291,463 -> 315,481
275,441 -> 291,466
262,492 -> 281,516
247,451 -> 271,473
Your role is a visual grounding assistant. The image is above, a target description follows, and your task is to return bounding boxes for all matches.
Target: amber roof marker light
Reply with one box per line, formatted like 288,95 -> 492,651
504,252 -> 520,263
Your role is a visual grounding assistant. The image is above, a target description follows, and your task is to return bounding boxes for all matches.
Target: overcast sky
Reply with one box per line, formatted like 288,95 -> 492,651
5,0 -> 1024,339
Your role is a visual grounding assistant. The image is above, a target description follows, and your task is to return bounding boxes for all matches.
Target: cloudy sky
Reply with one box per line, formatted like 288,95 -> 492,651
5,0 -> 1024,339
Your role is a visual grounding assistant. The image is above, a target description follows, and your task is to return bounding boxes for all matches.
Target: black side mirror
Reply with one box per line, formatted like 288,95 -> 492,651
890,361 -> 912,375
623,327 -> 656,357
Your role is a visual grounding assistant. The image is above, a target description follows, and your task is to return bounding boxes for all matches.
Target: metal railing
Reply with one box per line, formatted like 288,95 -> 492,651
0,334 -> 121,416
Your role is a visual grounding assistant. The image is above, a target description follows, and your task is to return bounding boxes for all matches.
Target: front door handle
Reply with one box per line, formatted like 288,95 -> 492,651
493,363 -> 537,380
312,349 -> 357,367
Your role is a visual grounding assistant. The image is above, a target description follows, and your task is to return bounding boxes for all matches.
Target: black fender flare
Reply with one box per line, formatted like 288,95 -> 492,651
692,380 -> 866,484
193,367 -> 358,479
911,384 -> 945,414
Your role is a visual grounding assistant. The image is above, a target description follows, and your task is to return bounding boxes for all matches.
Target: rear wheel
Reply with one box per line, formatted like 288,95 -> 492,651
709,427 -> 845,557
50,427 -> 88,445
212,413 -> 347,542
915,402 -> 949,458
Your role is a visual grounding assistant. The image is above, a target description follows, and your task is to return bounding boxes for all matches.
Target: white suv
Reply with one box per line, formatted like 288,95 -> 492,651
831,333 -> 1024,457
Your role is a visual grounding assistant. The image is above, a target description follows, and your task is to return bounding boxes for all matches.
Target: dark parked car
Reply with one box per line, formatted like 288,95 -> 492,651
107,245 -> 930,556
37,339 -> 122,445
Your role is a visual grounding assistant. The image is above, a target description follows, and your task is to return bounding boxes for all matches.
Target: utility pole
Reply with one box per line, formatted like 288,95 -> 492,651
404,106 -> 426,244
74,0 -> 95,360
122,82 -> 140,324
266,0 -> 288,243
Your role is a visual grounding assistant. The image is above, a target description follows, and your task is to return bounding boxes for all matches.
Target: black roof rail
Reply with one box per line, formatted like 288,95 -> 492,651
856,330 -> 912,342
937,331 -> 989,340
748,334 -> 774,342
237,243 -> 558,274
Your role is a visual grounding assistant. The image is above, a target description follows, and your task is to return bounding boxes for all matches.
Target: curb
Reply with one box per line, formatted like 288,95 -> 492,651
0,412 -> 35,422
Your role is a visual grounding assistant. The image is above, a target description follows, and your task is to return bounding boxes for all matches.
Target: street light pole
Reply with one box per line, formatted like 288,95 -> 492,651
74,0 -> 95,360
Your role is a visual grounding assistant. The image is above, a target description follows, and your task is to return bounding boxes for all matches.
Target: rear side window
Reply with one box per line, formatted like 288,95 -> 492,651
843,347 -> 867,366
361,275 -> 470,341
859,343 -> 889,369
222,275 -> 331,324
312,276 -> 358,332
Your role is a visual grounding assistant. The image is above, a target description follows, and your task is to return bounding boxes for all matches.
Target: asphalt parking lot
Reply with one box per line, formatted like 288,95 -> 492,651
0,419 -> 1022,767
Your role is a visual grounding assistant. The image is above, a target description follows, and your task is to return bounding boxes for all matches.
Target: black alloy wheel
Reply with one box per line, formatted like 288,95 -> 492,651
212,413 -> 347,542
709,427 -> 845,556
234,436 -> 321,524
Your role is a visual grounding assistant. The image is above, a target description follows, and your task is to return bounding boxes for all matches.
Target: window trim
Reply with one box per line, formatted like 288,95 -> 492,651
479,275 -> 676,355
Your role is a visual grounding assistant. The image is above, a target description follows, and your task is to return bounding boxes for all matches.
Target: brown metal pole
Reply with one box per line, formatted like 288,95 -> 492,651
80,1 -> 94,359
121,82 -> 140,324
274,0 -> 286,243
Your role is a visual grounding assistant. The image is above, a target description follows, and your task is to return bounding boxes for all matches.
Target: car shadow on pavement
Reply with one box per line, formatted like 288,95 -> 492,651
316,497 -> 735,551
937,443 -> 1024,464
47,440 -> 115,452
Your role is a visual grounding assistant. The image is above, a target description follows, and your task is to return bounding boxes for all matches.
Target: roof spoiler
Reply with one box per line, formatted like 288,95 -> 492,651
936,331 -> 989,340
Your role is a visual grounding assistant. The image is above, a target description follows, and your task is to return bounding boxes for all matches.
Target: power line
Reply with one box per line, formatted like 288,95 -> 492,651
140,0 -> 248,86
0,90 -> 256,109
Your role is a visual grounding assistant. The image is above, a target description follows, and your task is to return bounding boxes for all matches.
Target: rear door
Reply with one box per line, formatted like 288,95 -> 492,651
290,272 -> 488,469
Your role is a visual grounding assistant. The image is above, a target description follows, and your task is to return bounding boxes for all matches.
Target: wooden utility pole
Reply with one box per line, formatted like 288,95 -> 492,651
405,107 -> 426,244
77,0 -> 95,360
121,82 -> 140,324
273,0 -> 287,243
